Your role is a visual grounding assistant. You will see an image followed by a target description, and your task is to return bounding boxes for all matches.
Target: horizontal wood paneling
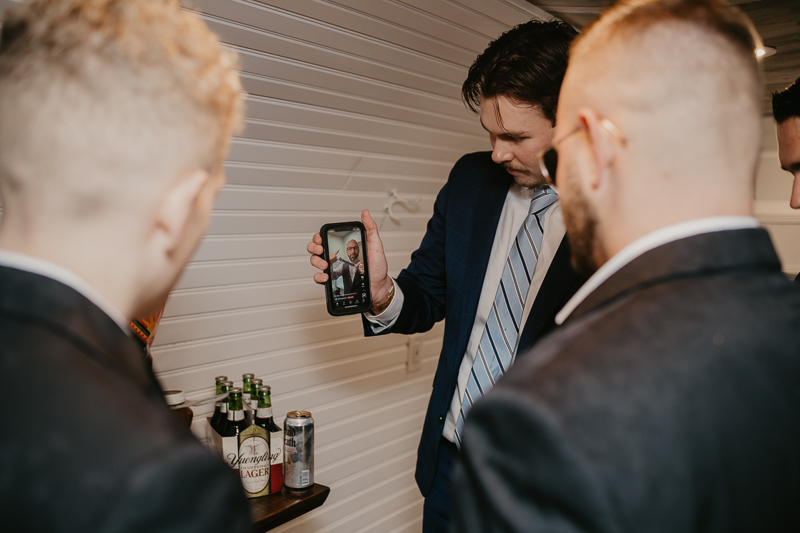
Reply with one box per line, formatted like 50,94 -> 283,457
227,138 -> 454,177
143,1 -> 541,532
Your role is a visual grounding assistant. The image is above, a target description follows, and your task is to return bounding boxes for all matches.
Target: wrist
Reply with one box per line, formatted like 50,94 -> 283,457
372,277 -> 393,303
371,278 -> 395,315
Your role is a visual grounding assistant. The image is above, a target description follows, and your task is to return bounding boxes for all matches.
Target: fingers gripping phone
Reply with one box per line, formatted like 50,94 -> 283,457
320,222 -> 372,316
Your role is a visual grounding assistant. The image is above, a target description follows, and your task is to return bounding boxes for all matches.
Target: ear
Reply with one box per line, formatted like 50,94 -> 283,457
576,107 -> 616,191
154,169 -> 209,253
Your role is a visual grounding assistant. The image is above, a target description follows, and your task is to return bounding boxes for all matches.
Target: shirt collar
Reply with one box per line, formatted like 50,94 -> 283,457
555,215 -> 759,324
0,250 -> 129,331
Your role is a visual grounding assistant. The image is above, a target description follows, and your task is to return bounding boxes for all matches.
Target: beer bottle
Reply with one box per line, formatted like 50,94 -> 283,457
247,378 -> 263,424
211,380 -> 233,434
221,387 -> 248,438
254,385 -> 284,492
238,392 -> 271,498
209,375 -> 228,429
242,373 -> 255,405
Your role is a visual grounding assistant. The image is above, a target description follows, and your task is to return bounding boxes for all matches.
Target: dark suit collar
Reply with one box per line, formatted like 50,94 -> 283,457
0,266 -> 158,392
568,228 -> 781,322
517,235 -> 584,352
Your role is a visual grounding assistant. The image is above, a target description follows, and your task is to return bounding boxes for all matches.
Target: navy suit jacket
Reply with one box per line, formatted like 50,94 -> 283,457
364,151 -> 585,495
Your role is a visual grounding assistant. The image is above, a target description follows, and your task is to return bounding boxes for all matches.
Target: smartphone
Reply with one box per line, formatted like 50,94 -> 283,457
319,221 -> 372,316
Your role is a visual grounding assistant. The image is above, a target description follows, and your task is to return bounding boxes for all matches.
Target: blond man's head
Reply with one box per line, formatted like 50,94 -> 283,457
0,0 -> 244,317
0,0 -> 243,220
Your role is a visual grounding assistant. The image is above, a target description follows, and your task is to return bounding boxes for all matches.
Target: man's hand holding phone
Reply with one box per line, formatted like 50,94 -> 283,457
307,209 -> 393,308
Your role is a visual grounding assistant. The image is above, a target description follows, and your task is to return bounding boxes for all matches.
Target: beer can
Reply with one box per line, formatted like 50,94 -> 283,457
284,410 -> 314,490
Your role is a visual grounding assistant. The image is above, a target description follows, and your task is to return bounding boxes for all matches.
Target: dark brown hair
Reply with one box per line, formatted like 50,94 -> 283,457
773,77 -> 800,124
461,19 -> 578,125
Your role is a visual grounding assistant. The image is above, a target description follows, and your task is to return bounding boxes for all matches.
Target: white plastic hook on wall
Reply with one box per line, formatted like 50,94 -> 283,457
384,189 -> 421,222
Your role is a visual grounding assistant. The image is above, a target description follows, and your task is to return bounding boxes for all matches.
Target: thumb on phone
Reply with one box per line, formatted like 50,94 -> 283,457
361,209 -> 392,302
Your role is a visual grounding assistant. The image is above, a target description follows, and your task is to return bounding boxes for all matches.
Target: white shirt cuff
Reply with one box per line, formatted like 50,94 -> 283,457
364,279 -> 404,333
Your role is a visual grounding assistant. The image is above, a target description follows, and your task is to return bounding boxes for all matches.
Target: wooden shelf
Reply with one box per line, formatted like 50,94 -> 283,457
249,484 -> 330,532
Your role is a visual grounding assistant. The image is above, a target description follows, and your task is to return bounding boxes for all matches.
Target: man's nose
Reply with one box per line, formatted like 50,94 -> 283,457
790,174 -> 800,210
491,140 -> 513,164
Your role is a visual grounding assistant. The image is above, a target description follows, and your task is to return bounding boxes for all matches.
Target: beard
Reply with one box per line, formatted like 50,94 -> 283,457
561,172 -> 601,277
503,162 -> 549,188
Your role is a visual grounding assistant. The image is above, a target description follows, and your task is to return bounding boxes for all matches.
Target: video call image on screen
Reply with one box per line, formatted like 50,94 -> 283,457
327,228 -> 368,309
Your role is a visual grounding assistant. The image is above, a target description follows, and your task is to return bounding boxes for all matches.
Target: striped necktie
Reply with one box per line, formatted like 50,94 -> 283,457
453,186 -> 558,448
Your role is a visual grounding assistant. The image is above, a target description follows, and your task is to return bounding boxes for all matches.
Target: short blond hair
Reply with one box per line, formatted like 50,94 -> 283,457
563,0 -> 763,184
0,0 -> 243,216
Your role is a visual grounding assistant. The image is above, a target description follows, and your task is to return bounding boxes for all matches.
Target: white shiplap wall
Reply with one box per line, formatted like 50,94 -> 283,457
150,2 -> 544,533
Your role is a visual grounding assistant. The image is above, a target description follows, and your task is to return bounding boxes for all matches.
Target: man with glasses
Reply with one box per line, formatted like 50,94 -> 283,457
452,0 -> 800,531
328,239 -> 365,295
307,19 -> 585,532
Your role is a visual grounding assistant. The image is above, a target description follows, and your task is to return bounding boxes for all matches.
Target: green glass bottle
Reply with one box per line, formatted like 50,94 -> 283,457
211,380 -> 233,434
239,386 -> 271,498
254,385 -> 284,493
221,387 -> 248,438
247,378 -> 263,424
242,373 -> 255,405
209,375 -> 228,430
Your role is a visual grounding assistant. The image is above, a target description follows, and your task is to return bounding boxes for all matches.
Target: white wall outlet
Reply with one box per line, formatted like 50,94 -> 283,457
407,339 -> 422,373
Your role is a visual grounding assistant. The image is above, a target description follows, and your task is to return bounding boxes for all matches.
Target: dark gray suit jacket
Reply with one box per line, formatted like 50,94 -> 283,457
452,228 -> 800,533
0,266 -> 251,533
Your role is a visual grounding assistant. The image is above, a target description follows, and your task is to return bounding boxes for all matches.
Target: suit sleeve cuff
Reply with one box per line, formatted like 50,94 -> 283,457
364,279 -> 404,332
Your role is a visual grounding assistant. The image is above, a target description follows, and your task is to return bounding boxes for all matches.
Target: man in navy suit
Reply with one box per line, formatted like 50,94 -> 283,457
308,20 -> 585,531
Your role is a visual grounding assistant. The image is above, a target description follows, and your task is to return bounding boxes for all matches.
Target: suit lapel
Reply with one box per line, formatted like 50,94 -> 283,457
449,165 -> 512,371
343,265 -> 352,293
517,235 -> 583,354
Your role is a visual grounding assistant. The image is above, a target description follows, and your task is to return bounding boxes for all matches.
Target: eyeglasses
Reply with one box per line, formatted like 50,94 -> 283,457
536,118 -> 627,184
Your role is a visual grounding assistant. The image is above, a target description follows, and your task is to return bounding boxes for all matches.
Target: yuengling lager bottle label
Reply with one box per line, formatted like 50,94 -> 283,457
238,424 -> 271,498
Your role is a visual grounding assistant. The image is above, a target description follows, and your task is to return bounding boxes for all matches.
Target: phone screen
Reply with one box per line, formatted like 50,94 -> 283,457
321,222 -> 371,315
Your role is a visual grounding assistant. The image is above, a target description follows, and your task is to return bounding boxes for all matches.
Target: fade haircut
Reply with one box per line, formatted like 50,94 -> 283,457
773,77 -> 800,124
461,19 -> 577,125
0,0 -> 243,217
567,0 -> 763,175
572,0 -> 762,103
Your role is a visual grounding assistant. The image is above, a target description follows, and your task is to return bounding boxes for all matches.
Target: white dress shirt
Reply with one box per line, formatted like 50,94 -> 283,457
0,250 -> 129,331
366,183 -> 567,442
555,216 -> 760,325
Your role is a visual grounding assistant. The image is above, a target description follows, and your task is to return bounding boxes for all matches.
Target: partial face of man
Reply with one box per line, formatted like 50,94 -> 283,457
346,240 -> 360,263
480,95 -> 555,188
558,152 -> 601,277
552,81 -> 603,277
776,116 -> 800,209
